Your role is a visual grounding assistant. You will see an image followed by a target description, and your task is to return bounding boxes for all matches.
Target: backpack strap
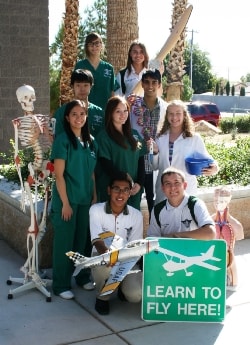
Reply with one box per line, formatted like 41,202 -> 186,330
153,200 -> 166,228
119,68 -> 127,95
154,196 -> 198,228
187,195 -> 198,226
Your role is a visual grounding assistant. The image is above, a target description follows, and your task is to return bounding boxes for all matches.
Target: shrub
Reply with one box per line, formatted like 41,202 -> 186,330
0,140 -> 52,198
198,137 -> 250,187
220,115 -> 250,133
1,138 -> 250,189
0,140 -> 34,183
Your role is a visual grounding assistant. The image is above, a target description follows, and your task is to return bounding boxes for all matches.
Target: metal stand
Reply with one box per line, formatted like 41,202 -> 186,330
7,181 -> 52,302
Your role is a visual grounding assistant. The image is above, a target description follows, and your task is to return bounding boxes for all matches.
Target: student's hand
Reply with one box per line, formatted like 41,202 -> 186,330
126,173 -> 134,185
126,93 -> 137,106
202,163 -> 218,176
146,139 -> 158,154
61,203 -> 73,221
130,183 -> 141,196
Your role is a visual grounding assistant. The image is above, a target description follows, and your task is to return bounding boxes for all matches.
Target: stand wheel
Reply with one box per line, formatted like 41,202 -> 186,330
6,279 -> 12,285
8,294 -> 13,299
46,296 -> 52,302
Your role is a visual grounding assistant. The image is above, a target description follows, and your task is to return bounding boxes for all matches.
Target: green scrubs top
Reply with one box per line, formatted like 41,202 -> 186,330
50,132 -> 98,206
54,102 -> 104,137
74,59 -> 116,110
95,129 -> 146,206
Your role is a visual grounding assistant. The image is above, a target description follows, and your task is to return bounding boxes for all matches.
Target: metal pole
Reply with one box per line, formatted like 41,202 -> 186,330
190,29 -> 193,89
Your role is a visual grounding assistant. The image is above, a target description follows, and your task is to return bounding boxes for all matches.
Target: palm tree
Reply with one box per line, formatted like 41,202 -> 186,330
166,0 -> 188,101
106,0 -> 138,73
60,0 -> 79,104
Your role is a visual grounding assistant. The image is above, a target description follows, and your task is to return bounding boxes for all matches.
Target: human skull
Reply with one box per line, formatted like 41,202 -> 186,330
16,85 -> 36,113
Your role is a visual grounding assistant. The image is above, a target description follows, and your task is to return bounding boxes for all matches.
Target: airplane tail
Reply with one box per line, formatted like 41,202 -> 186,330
66,251 -> 89,277
202,245 -> 221,262
66,251 -> 88,265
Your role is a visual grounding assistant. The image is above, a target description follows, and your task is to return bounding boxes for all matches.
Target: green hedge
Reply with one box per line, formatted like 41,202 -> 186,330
1,137 -> 250,189
198,137 -> 250,187
220,115 -> 250,133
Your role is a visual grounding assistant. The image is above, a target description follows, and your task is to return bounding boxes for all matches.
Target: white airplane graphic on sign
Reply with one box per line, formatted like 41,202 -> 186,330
158,245 -> 221,276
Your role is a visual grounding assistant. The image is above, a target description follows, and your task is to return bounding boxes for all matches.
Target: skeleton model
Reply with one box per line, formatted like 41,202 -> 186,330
7,85 -> 55,301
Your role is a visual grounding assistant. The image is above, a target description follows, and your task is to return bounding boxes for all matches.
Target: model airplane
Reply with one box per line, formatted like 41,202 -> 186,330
158,245 -> 221,277
66,232 -> 159,296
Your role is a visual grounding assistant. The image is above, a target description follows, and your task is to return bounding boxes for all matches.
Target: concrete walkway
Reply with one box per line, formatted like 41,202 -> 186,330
0,238 -> 249,345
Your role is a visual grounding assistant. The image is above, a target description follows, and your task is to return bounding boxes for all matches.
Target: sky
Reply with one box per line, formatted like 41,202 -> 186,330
49,0 -> 250,82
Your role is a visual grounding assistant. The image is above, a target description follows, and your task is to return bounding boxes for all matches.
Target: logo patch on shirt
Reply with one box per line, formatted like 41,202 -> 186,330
125,227 -> 132,241
181,219 -> 192,228
104,69 -> 112,78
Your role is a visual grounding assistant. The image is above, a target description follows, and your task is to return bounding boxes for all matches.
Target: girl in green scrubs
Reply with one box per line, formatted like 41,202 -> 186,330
50,100 -> 97,299
96,96 -> 146,210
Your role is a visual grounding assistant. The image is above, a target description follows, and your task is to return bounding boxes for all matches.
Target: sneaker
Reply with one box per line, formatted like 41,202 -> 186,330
95,298 -> 110,315
59,290 -> 74,299
83,282 -> 95,291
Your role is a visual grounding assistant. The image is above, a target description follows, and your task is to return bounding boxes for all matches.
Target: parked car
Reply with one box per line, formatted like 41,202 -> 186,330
186,102 -> 221,127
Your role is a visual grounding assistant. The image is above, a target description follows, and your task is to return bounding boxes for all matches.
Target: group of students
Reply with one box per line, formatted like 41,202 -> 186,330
49,32 -> 243,315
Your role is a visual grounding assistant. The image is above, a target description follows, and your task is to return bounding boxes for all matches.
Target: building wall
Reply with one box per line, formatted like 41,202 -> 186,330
0,0 -> 49,160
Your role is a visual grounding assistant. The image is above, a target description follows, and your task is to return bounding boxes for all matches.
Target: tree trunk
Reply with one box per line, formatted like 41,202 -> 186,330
106,0 -> 138,74
60,0 -> 79,104
166,0 -> 188,102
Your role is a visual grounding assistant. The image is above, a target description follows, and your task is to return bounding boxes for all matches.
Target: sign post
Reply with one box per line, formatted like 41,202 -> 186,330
142,239 -> 227,322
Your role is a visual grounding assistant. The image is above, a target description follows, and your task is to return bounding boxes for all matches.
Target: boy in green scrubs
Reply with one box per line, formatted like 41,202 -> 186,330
54,69 -> 104,137
74,32 -> 117,110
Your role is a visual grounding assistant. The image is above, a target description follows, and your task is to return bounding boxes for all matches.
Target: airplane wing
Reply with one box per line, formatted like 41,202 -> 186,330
100,257 -> 139,296
193,261 -> 221,271
99,231 -> 115,248
158,246 -> 220,271
158,247 -> 189,260
99,231 -> 126,250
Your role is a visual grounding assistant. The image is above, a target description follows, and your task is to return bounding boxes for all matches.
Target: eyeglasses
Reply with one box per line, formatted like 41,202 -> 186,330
111,186 -> 131,195
88,41 -> 102,47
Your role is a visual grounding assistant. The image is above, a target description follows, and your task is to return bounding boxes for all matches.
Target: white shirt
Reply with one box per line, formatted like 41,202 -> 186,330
152,132 -> 214,204
89,202 -> 143,253
115,66 -> 147,97
147,194 -> 214,237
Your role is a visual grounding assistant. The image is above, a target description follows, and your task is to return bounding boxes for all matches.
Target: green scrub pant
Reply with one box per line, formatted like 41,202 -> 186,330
127,189 -> 143,211
51,203 -> 91,295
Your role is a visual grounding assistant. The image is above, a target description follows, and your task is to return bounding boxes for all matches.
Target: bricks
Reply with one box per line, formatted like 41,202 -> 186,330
0,0 -> 50,159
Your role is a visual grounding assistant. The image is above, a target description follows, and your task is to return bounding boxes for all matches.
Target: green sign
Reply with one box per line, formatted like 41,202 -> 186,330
142,239 -> 227,322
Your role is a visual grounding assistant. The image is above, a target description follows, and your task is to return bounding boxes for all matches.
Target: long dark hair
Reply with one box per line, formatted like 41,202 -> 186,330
63,100 -> 93,150
126,40 -> 149,74
105,96 -> 137,150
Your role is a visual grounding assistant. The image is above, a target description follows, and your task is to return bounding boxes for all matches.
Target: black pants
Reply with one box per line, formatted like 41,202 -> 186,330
144,172 -> 154,217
